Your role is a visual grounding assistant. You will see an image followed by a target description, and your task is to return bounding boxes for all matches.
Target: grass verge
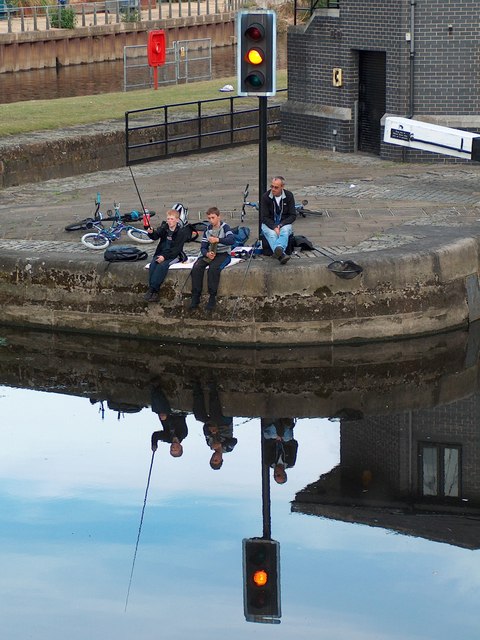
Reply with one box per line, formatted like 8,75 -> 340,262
0,71 -> 287,137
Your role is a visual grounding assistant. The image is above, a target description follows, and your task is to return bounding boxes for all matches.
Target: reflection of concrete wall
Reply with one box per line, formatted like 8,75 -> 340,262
0,325 -> 479,419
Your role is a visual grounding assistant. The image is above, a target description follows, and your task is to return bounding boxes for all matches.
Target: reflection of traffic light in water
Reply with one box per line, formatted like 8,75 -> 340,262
243,538 -> 281,623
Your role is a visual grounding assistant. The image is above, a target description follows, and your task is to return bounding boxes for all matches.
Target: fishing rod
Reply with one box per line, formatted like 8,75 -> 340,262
228,239 -> 260,322
129,165 -> 148,216
124,449 -> 156,612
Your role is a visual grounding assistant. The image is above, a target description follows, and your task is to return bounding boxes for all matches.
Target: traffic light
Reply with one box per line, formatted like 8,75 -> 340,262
242,537 -> 281,623
237,10 -> 276,97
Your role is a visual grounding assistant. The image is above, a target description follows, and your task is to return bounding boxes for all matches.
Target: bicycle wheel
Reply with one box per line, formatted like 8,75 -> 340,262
127,228 -> 154,244
81,233 -> 110,250
65,217 -> 94,232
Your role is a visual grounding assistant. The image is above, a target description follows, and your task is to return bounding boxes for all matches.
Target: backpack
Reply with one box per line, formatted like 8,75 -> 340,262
172,202 -> 188,226
104,246 -> 149,262
230,225 -> 250,248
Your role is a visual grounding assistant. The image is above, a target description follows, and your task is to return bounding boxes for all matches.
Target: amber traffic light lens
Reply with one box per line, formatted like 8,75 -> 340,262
245,23 -> 265,41
245,47 -> 264,66
253,570 -> 268,587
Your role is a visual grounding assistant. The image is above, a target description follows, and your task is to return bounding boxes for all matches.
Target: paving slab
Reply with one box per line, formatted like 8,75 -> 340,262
1,141 -> 480,256
1,141 -> 480,344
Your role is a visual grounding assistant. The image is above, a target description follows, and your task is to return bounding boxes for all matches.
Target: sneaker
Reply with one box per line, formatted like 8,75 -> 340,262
143,288 -> 155,301
149,291 -> 160,302
274,246 -> 283,259
206,295 -> 216,310
189,295 -> 200,310
279,253 -> 291,265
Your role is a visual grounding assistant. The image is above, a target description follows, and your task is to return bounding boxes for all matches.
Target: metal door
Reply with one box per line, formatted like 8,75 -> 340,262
358,51 -> 386,154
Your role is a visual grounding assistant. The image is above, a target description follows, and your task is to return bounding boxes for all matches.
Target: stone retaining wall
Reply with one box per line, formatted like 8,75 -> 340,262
0,225 -> 478,346
0,108 -> 281,188
0,14 -> 235,72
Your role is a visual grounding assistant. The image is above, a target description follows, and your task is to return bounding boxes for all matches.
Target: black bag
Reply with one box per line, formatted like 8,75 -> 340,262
293,235 -> 315,251
104,246 -> 149,262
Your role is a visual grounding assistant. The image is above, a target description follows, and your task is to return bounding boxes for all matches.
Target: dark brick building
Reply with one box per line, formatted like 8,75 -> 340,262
282,1 -> 480,161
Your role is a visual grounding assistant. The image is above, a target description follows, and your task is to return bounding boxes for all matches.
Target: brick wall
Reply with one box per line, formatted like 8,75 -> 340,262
340,393 -> 480,503
282,1 -> 480,162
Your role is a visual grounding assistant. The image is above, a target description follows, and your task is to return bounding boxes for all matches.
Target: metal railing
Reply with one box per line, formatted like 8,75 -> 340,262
123,39 -> 212,91
0,0 -> 245,34
125,90 -> 287,166
293,0 -> 339,26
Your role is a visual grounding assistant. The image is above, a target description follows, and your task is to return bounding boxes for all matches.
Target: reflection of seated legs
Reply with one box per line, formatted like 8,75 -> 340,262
261,419 -> 298,485
151,384 -> 172,416
193,380 -> 230,427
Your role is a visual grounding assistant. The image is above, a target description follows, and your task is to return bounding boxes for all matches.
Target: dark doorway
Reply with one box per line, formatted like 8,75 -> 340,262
358,51 -> 386,154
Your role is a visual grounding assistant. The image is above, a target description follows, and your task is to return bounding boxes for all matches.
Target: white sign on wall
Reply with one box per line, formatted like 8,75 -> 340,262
384,116 -> 480,160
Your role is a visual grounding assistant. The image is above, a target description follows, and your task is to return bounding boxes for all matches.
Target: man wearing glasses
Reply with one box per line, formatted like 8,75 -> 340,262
260,176 -> 296,265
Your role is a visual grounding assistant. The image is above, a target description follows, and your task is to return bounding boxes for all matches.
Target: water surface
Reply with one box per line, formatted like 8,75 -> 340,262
0,326 -> 479,639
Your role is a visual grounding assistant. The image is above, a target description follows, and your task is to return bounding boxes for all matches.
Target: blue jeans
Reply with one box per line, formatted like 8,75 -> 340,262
261,223 -> 293,254
149,258 -> 174,292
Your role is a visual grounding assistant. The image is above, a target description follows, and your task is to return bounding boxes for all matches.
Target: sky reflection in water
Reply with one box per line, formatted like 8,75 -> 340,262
0,384 -> 479,640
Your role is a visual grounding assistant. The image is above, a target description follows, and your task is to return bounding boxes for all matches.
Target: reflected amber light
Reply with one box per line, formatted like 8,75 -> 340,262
245,48 -> 264,65
253,570 -> 268,587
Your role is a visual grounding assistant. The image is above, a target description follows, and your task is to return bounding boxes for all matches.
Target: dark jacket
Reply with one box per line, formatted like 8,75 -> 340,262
151,416 -> 188,448
148,221 -> 187,261
260,188 -> 296,230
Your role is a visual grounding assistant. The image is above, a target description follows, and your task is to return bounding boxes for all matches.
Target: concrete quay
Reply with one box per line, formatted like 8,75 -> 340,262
1,141 -> 480,346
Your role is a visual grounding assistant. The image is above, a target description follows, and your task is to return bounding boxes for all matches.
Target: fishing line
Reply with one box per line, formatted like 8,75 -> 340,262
124,449 -> 156,612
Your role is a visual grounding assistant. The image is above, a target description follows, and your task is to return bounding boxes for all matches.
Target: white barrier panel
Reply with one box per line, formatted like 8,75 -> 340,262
384,116 -> 480,160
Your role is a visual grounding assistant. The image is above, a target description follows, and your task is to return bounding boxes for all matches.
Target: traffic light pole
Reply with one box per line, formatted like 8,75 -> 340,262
258,96 -> 268,238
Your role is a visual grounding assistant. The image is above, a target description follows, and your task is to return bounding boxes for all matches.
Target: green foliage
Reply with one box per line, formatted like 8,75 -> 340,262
49,6 -> 76,29
8,0 -> 55,6
121,8 -> 140,22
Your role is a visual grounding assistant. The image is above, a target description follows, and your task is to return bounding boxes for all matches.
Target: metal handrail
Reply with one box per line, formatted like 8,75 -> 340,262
293,0 -> 339,26
125,90 -> 287,166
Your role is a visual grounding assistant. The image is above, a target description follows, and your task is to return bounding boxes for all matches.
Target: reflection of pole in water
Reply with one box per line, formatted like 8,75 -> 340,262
241,423 -> 281,624
261,426 -> 271,540
124,449 -> 156,612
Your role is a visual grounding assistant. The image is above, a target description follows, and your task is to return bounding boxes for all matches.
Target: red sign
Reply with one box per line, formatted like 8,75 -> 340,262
147,30 -> 166,67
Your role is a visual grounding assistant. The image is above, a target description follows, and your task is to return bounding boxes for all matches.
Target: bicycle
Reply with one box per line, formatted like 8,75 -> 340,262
81,203 -> 154,250
65,192 -> 156,232
241,183 -> 311,221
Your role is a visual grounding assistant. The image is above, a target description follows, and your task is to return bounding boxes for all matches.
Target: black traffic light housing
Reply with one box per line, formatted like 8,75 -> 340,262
237,10 -> 276,97
242,537 -> 281,623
